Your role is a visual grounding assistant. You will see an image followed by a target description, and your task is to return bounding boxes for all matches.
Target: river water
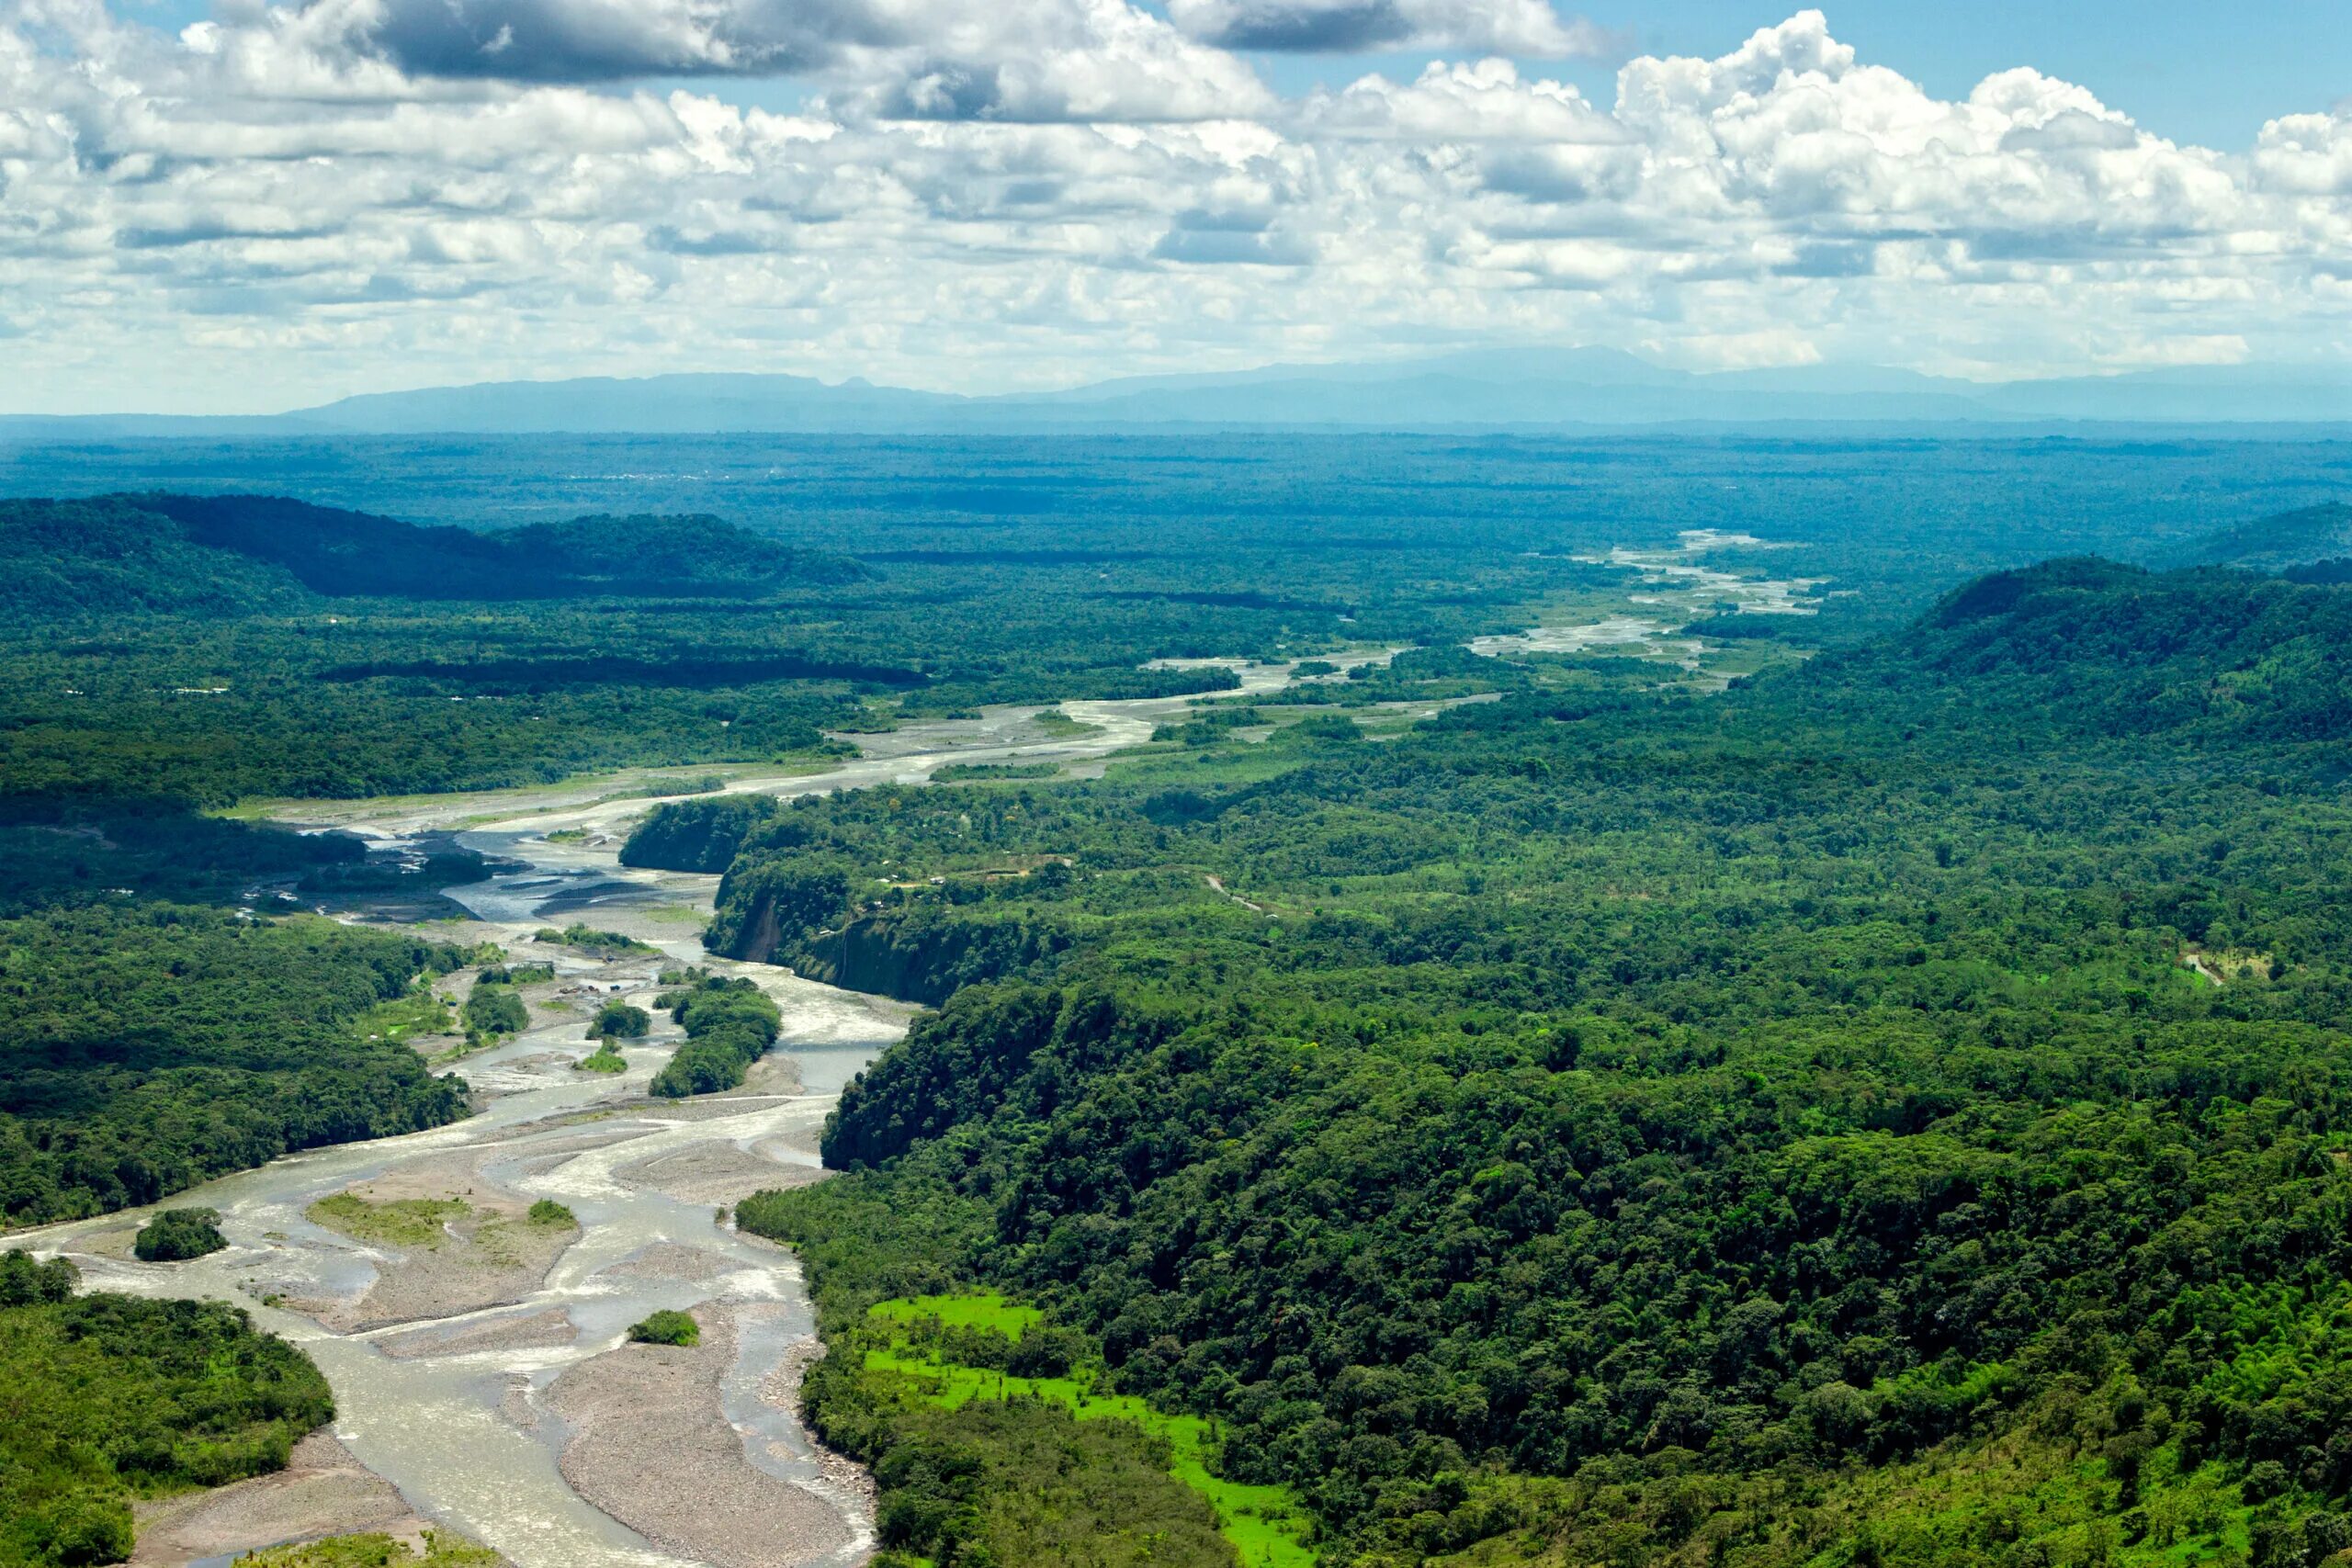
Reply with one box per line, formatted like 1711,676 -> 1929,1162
13,666 -> 1317,1568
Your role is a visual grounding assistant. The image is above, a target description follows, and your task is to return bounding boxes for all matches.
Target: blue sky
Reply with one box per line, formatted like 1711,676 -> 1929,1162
7,1 -> 2351,412
1252,2 -> 2352,148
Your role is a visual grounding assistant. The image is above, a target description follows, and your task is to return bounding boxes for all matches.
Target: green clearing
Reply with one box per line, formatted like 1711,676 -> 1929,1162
354,987 -> 454,1044
305,1193 -> 469,1248
866,1293 -> 1316,1568
869,1291 -> 1042,1338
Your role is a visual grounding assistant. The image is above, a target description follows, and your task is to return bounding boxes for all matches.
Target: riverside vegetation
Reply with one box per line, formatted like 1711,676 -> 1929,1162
693,558 -> 2352,1568
3,439 -> 2350,1566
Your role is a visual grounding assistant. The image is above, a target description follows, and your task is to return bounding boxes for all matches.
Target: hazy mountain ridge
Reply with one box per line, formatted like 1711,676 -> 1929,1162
6,351 -> 2347,437
2177,501 -> 2352,571
0,493 -> 867,615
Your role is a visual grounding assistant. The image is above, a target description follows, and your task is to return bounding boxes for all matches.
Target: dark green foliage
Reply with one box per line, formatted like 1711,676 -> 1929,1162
858,1401 -> 1233,1568
0,1263 -> 334,1568
628,1309 -> 700,1347
532,924 -> 655,956
131,1208 -> 226,1262
117,494 -> 870,602
297,850 -> 494,896
526,1199 -> 575,1225
460,980 -> 528,1038
739,560 -> 2352,1564
588,1000 -> 650,1038
617,795 -> 789,872
2177,501 -> 2352,571
705,858 -> 853,959
0,907 -> 469,1224
0,797 -> 366,913
649,978 -> 781,1097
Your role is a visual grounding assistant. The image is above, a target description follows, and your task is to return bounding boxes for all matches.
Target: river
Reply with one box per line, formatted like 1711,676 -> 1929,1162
14,665 -> 1319,1568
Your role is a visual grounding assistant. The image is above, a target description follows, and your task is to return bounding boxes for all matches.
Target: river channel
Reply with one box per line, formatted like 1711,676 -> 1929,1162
15,666 -> 1314,1568
16,534 -> 1826,1567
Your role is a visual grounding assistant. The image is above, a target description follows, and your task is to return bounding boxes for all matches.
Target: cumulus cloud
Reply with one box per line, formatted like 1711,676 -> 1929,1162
1,1 -> 2346,412
1165,0 -> 1606,57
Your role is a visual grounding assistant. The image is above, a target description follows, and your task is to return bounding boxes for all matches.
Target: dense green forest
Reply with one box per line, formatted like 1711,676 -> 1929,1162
0,1250 -> 334,1568
0,908 -> 469,1223
705,558 -> 2352,1568
2,438 -> 2348,1567
0,486 -> 1571,804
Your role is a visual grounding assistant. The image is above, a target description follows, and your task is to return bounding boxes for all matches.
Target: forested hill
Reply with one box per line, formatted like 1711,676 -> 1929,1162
1,493 -> 867,616
1820,556 -> 2352,743
716,558 -> 2352,1568
2177,502 -> 2352,573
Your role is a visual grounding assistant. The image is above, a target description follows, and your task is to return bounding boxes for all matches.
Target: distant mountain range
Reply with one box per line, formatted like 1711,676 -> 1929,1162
8,348 -> 2350,437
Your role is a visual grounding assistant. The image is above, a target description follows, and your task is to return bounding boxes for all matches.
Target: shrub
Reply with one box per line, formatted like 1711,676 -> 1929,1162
589,1000 -> 650,1039
133,1208 -> 227,1262
628,1309 -> 700,1347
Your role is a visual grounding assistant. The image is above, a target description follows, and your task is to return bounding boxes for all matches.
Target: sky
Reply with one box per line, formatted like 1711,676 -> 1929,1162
2,0 -> 2348,413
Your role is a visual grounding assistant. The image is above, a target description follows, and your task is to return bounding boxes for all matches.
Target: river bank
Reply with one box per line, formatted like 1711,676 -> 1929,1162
18,678 -> 1347,1568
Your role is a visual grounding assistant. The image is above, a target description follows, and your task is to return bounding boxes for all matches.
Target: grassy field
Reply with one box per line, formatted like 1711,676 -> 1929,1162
354,986 -> 455,1044
865,1292 -> 1317,1568
306,1193 -> 468,1247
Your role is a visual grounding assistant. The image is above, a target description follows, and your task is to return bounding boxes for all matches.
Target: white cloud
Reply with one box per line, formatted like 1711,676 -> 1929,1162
0,0 -> 2346,411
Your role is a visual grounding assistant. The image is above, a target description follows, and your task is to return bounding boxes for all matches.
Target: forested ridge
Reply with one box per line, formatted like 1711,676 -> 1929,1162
707,559 -> 2352,1568
0,1250 -> 335,1568
0,908 -> 470,1224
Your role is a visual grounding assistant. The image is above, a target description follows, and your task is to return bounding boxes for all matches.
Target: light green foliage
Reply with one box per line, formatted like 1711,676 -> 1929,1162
307,1193 -> 469,1249
234,1529 -> 501,1568
575,1042 -> 627,1073
355,987 -> 455,1043
865,1295 -> 1315,1568
532,923 -> 657,955
1028,708 -> 1102,738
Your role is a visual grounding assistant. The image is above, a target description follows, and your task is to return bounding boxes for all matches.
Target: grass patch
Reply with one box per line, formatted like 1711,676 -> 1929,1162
576,1042 -> 628,1074
1028,707 -> 1102,738
354,987 -> 453,1044
871,1291 -> 1043,1339
235,1529 -> 501,1568
306,1192 -> 469,1248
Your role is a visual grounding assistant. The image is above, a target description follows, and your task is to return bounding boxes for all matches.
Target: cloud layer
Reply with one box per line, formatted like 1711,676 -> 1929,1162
2,2 -> 2346,411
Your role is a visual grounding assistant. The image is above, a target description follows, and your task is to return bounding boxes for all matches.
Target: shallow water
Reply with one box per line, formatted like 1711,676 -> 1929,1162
1469,528 -> 1828,664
